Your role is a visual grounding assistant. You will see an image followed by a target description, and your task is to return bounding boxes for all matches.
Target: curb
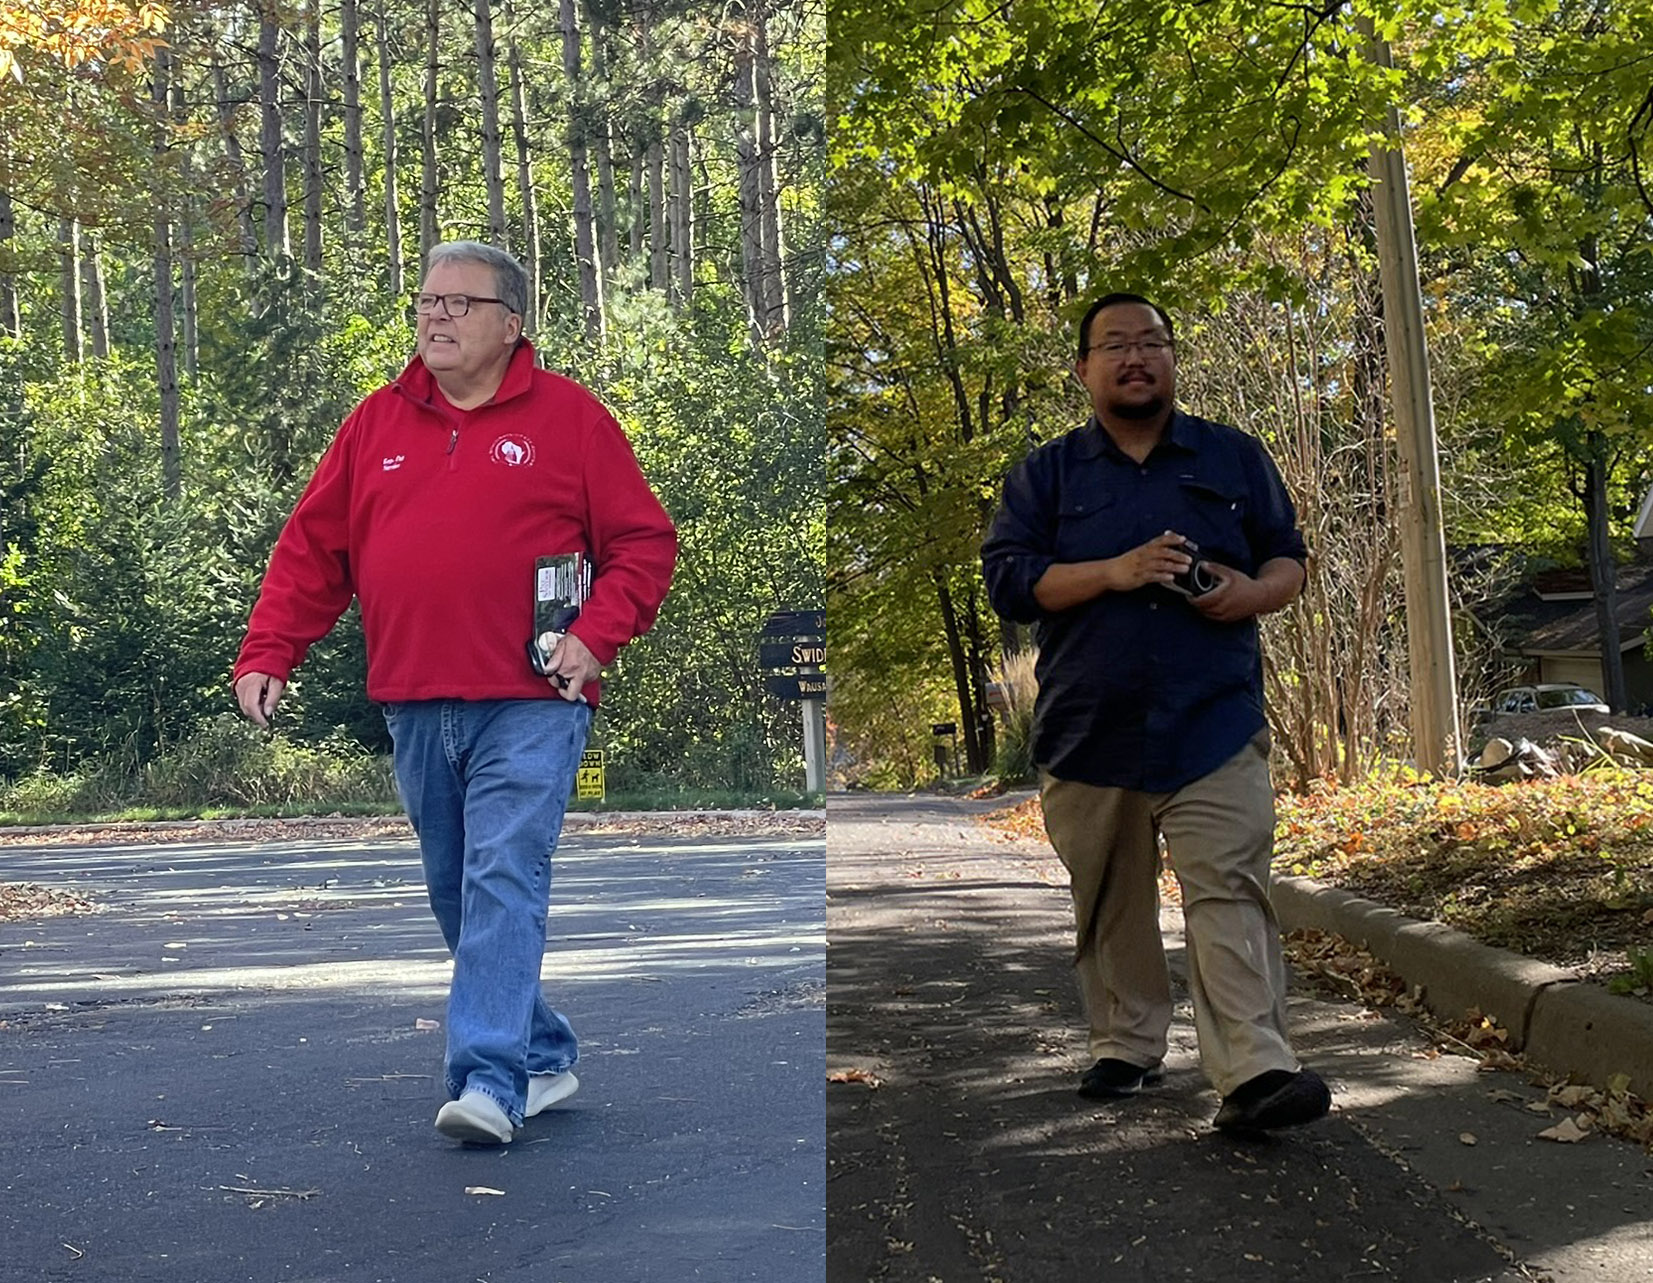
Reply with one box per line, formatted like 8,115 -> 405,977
1272,874 -> 1653,1097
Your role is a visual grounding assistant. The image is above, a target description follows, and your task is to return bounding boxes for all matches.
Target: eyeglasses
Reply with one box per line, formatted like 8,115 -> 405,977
1084,338 -> 1173,359
414,292 -> 511,318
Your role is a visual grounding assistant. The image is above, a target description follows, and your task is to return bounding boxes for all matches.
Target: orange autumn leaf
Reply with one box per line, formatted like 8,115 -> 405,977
0,0 -> 168,81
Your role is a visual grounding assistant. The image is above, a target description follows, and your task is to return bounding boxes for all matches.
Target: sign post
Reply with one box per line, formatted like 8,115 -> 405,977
760,608 -> 826,794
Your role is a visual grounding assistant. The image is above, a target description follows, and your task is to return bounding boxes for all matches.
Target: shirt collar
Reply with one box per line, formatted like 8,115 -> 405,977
1077,409 -> 1198,461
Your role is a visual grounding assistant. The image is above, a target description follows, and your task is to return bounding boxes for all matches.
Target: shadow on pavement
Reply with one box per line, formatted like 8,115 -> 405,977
1,831 -> 825,1283
827,797 -> 1551,1283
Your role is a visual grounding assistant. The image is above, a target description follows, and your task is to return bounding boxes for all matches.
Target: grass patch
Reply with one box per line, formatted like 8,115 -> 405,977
0,717 -> 822,828
568,789 -> 822,813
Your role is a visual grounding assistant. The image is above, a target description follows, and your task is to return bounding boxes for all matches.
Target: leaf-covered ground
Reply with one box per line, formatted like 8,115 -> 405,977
982,771 -> 1653,986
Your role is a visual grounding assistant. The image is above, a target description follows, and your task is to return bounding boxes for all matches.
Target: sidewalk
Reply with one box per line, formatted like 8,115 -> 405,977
827,792 -> 1652,1283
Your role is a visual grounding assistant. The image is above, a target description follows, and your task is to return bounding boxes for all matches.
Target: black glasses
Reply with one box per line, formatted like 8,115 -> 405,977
414,292 -> 511,318
1084,338 -> 1173,359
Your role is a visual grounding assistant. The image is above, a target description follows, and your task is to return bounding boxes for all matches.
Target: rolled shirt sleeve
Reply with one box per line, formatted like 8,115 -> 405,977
981,454 -> 1058,624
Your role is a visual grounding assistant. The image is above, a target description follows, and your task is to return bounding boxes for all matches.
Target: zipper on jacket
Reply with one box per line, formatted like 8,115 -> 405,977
446,424 -> 459,469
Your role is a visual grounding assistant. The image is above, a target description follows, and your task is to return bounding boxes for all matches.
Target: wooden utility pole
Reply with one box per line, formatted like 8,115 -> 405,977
1364,26 -> 1460,776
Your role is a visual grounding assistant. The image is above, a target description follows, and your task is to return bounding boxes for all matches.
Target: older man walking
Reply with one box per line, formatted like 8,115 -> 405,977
234,242 -> 676,1144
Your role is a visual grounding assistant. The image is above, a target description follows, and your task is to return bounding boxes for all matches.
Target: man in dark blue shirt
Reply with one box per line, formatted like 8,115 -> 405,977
981,293 -> 1329,1134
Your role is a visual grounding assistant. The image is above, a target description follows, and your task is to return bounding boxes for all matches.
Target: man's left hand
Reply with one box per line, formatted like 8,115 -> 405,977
544,632 -> 600,700
1190,565 -> 1265,623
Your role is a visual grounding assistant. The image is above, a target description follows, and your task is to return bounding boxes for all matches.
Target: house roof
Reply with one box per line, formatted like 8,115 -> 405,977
1510,562 -> 1653,656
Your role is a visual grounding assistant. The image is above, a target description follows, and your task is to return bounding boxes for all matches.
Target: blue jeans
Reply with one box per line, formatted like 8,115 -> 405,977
382,698 -> 591,1125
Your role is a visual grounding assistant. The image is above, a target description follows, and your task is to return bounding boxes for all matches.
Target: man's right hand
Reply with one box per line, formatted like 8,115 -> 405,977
234,672 -> 287,728
1106,530 -> 1195,592
1033,531 -> 1193,612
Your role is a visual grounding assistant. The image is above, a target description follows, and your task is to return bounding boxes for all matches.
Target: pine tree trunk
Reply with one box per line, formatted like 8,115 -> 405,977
170,77 -> 199,376
154,51 -> 181,500
420,0 -> 441,266
0,186 -> 18,337
258,7 -> 289,260
559,0 -> 603,339
473,0 -> 507,247
179,220 -> 198,376
58,217 -> 83,362
303,1 -> 324,282
627,148 -> 644,258
210,53 -> 260,273
504,5 -> 539,319
648,128 -> 666,291
668,117 -> 692,309
82,236 -> 110,359
752,2 -> 788,333
374,0 -> 402,295
341,0 -> 366,237
733,16 -> 766,345
587,8 -> 620,280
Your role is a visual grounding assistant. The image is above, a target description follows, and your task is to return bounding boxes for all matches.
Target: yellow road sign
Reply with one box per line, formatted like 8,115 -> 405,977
576,749 -> 605,800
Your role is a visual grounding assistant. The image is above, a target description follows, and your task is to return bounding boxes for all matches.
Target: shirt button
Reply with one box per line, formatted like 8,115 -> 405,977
1149,602 -> 1158,611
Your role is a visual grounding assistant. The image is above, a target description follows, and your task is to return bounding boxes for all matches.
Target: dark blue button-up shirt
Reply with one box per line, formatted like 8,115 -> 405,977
981,410 -> 1306,792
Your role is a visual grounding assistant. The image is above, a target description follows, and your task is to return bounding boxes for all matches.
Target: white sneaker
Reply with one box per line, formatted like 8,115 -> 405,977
435,1090 -> 516,1145
526,1070 -> 579,1117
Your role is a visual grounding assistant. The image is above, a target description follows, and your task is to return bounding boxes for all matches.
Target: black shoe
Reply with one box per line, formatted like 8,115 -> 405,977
1078,1058 -> 1165,1099
1214,1067 -> 1331,1133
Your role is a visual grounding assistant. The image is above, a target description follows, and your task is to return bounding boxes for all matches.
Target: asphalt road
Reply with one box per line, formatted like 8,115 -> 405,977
826,793 -> 1653,1283
0,825 -> 825,1283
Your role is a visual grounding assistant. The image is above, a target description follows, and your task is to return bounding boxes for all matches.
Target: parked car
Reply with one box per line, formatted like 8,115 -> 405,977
1489,683 -> 1610,715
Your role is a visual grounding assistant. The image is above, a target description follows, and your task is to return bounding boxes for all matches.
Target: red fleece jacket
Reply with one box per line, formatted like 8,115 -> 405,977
233,342 -> 676,705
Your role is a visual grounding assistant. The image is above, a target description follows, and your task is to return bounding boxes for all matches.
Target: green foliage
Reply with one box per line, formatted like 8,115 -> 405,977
829,0 -> 1653,781
0,715 -> 395,815
588,289 -> 823,792
1608,948 -> 1653,997
138,715 -> 395,809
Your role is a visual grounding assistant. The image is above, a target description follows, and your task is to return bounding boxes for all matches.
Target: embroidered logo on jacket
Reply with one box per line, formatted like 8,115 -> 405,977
382,455 -> 405,471
490,435 -> 536,467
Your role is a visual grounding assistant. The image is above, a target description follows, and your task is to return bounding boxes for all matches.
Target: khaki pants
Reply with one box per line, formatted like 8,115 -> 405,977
1040,732 -> 1297,1096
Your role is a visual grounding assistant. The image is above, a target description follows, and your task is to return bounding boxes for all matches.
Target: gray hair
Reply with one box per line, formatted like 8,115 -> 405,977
427,241 -> 529,320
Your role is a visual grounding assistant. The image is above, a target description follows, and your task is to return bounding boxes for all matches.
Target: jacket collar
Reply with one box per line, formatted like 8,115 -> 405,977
394,338 -> 538,408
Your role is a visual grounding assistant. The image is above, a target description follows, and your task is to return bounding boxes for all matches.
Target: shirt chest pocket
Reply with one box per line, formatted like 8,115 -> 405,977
1176,478 -> 1248,566
1054,493 -> 1129,562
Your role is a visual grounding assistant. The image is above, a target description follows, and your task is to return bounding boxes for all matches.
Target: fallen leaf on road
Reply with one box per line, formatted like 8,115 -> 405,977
464,1186 -> 505,1196
828,1069 -> 882,1088
1458,1132 -> 1477,1145
1538,1117 -> 1590,1143
1551,1084 -> 1597,1109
